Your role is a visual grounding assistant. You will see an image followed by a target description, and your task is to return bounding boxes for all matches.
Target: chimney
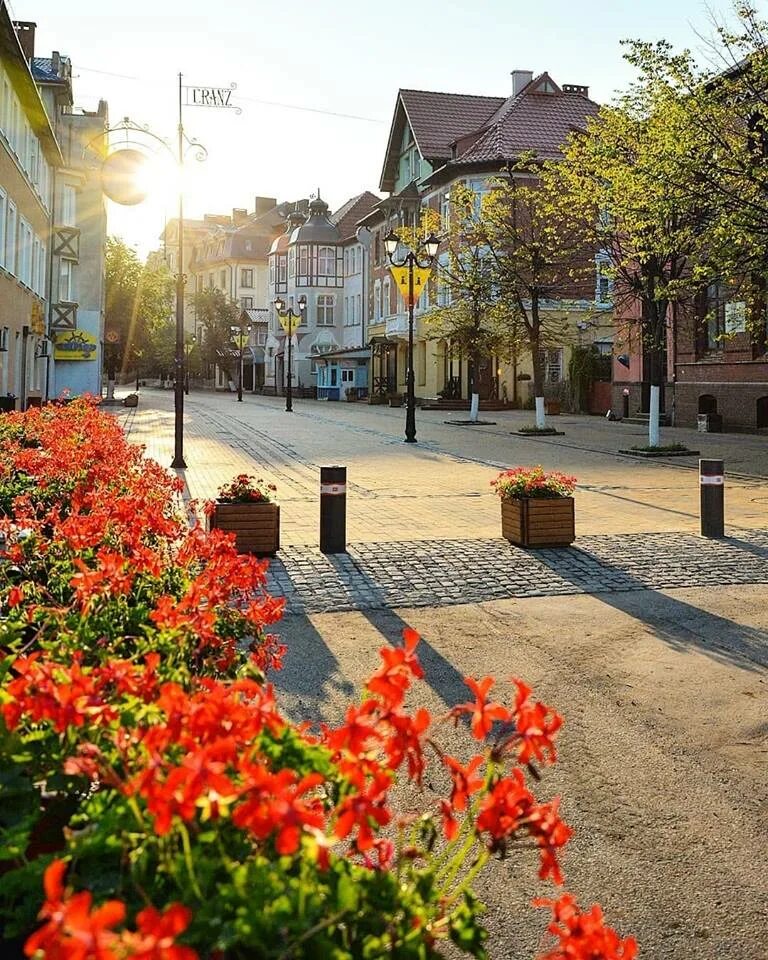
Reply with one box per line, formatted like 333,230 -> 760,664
52,51 -> 60,74
232,208 -> 248,225
253,196 -> 277,217
511,70 -> 533,96
13,21 -> 36,62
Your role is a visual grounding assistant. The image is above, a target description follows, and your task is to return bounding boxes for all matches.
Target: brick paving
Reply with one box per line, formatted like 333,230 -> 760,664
113,390 -> 768,617
264,530 -> 768,617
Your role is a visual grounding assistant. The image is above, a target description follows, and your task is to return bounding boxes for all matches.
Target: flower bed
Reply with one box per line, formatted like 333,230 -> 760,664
0,403 -> 635,959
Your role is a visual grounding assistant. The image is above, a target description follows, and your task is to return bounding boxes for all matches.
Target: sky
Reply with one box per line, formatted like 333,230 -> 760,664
9,0 -> 747,257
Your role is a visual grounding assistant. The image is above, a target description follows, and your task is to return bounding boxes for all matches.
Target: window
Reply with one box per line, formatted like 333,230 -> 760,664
383,279 -> 391,317
59,260 -> 73,302
208,273 -> 214,288
317,295 -> 335,325
299,245 -> 308,276
318,246 -> 335,277
344,250 -> 349,276
344,296 -> 349,325
374,281 -> 381,321
278,257 -> 287,284
257,330 -> 267,346
6,201 -> 16,275
37,241 -> 46,297
539,348 -> 563,383
440,192 -> 451,230
269,259 -> 275,285
341,368 -> 354,383
244,240 -> 253,252
0,189 -> 5,269
356,294 -> 361,325
241,296 -> 253,309
219,269 -> 227,290
288,248 -> 295,278
60,185 -> 76,227
374,233 -> 381,265
241,268 -> 253,288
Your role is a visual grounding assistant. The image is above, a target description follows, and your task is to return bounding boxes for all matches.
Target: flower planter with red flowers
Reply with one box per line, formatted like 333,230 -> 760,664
492,466 -> 577,548
207,474 -> 280,555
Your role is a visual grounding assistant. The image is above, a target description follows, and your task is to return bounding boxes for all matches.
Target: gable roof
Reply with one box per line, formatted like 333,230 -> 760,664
380,89 -> 505,192
423,73 -> 599,186
331,190 -> 380,241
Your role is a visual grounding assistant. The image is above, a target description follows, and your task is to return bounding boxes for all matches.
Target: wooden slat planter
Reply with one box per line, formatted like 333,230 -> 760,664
208,502 -> 280,555
501,497 -> 575,547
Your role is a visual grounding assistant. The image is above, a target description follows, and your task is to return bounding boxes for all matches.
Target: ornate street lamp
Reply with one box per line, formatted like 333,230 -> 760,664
384,231 -> 440,443
273,296 -> 307,412
184,334 -> 196,395
232,322 -> 252,403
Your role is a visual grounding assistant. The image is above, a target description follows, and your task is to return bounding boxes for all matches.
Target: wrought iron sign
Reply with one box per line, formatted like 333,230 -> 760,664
183,83 -> 241,114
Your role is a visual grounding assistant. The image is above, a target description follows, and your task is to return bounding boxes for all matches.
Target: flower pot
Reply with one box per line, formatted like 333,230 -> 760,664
208,502 -> 280,555
501,497 -> 575,547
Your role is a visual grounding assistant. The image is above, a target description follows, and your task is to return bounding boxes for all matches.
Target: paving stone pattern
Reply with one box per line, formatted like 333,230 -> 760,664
265,530 -> 768,615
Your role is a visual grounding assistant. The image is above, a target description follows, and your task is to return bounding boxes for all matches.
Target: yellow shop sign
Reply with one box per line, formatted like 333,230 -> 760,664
54,330 -> 98,361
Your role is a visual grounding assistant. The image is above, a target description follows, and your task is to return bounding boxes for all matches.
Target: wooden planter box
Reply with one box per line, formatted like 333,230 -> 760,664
208,502 -> 280,555
501,497 -> 575,547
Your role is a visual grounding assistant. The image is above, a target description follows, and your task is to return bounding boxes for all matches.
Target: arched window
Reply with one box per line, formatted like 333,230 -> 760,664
317,295 -> 335,326
318,246 -> 335,277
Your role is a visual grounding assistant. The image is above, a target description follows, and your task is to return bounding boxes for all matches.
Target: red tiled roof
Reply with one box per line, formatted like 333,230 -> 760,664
331,191 -> 380,241
448,74 -> 599,168
399,89 -> 505,160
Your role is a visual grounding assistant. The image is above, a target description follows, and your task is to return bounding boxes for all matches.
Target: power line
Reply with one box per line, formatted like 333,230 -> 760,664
73,65 -> 139,80
235,93 -> 384,124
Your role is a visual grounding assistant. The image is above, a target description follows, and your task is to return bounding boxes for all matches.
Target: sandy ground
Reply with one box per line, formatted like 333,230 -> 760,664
272,585 -> 768,960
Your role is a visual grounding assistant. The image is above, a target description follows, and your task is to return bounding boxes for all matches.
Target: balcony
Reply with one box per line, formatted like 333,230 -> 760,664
52,301 -> 78,329
53,226 -> 80,263
384,313 -> 408,339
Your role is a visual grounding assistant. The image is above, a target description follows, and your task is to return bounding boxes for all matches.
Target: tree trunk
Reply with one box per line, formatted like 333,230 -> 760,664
646,301 -> 666,448
469,349 -> 481,423
530,306 -> 546,429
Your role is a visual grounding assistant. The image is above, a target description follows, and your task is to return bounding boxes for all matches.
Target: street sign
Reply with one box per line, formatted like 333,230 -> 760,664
183,83 -> 241,114
278,313 -> 299,335
389,265 -> 432,308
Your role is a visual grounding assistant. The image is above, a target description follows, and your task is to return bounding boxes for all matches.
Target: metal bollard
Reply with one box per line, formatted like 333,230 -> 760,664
320,465 -> 347,554
622,388 -> 630,419
700,458 -> 724,538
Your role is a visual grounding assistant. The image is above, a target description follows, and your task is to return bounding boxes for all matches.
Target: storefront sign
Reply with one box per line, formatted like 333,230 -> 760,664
389,265 -> 433,308
54,330 -> 98,361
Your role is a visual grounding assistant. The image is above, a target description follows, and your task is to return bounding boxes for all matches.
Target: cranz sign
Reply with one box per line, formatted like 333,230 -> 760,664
184,83 -> 240,113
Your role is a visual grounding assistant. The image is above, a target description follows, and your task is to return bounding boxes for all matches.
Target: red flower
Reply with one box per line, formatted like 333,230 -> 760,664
366,628 -> 424,708
333,769 -> 392,851
453,676 -> 511,740
443,754 -> 485,811
511,679 -> 563,766
534,894 -> 638,960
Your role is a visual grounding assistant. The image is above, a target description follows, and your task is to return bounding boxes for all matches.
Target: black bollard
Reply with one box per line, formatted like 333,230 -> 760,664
700,458 -> 725,538
320,465 -> 347,554
622,389 -> 630,419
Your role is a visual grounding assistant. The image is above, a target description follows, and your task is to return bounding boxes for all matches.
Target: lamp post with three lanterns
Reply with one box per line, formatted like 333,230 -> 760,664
273,296 -> 306,412
383,231 -> 440,443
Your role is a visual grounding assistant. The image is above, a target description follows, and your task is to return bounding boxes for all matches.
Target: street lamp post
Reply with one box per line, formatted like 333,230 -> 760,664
233,322 -> 251,402
274,296 -> 307,413
184,334 -> 196,395
383,231 -> 440,443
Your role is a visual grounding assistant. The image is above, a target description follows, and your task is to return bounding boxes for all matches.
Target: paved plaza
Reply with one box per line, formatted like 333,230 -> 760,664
118,388 -> 768,612
115,389 -> 768,960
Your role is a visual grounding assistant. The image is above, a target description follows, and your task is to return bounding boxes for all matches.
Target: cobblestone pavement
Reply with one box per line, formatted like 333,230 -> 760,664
266,528 -> 768,626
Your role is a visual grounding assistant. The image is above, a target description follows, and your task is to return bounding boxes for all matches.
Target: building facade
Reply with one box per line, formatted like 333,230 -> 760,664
0,12 -> 60,407
31,44 -> 108,398
366,71 -> 612,406
265,193 -> 379,400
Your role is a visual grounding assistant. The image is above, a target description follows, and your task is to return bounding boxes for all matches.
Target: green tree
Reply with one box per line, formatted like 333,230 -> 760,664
420,185 -> 527,422
191,288 -> 241,382
481,165 -> 596,428
556,79 -> 713,446
104,238 -> 173,390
